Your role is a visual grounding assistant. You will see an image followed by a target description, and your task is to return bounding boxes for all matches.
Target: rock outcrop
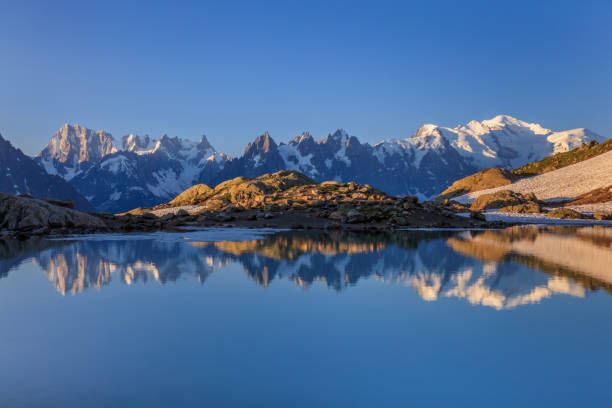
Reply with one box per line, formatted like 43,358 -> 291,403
0,193 -> 107,236
567,185 -> 612,206
498,203 -> 542,214
547,208 -> 590,220
139,170 -> 492,229
438,168 -> 521,200
470,190 -> 539,212
169,184 -> 214,206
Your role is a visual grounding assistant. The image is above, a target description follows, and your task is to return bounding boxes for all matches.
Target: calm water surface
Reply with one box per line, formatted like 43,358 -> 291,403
1,226 -> 611,407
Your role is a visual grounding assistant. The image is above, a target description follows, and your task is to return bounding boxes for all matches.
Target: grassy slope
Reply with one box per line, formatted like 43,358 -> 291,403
512,139 -> 612,176
438,139 -> 612,200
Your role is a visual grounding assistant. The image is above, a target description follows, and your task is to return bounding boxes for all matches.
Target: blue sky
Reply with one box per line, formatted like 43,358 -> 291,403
1,0 -> 610,156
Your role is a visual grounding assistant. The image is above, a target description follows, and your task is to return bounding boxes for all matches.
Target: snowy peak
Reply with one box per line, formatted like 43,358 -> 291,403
122,134 -> 153,152
411,123 -> 440,138
121,133 -> 217,160
0,131 -> 94,210
397,115 -> 606,170
546,128 -> 604,153
41,124 -> 221,164
325,129 -> 349,143
289,132 -> 314,146
38,123 -> 116,166
480,114 -> 549,133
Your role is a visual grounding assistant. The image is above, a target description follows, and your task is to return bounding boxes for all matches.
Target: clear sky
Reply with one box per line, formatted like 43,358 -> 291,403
1,0 -> 610,157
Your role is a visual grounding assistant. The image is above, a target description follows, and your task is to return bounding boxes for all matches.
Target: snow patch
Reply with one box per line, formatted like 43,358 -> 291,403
456,150 -> 612,204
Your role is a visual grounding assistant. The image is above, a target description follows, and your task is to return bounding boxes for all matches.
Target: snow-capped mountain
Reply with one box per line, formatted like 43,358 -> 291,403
28,116 -> 605,212
217,115 -> 604,199
35,125 -> 228,212
400,115 -> 602,169
37,124 -> 117,180
214,131 -> 286,181
0,133 -> 94,210
69,134 -> 228,212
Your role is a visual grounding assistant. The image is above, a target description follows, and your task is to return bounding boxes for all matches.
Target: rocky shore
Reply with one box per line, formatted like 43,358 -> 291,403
0,171 -> 510,239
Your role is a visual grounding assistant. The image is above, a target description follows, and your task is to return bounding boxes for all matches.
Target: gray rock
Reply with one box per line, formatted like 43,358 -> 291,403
41,198 -> 75,209
0,193 -> 107,232
346,209 -> 365,224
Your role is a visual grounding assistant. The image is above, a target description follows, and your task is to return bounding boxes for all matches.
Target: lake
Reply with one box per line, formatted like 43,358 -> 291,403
1,226 -> 611,407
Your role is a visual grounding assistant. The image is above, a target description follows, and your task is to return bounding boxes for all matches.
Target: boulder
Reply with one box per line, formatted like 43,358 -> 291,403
328,211 -> 344,221
593,212 -> 612,221
470,190 -> 538,212
346,209 -> 365,224
498,203 -> 542,214
567,185 -> 612,206
547,208 -> 589,219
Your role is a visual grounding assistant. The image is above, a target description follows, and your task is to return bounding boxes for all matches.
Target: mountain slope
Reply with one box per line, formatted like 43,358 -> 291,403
438,168 -> 521,200
0,134 -> 95,211
454,150 -> 612,204
439,138 -> 612,200
513,138 -> 612,176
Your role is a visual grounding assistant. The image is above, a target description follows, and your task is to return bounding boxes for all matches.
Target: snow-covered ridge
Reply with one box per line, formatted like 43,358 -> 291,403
373,115 -> 604,170
39,124 -> 219,167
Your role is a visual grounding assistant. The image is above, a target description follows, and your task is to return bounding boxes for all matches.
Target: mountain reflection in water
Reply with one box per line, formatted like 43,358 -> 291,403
1,227 -> 611,309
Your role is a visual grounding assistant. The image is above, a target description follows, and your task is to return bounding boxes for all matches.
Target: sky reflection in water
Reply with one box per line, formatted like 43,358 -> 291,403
1,226 -> 611,407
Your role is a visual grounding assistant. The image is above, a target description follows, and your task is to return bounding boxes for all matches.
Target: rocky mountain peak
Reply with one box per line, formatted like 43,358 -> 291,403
197,134 -> 214,153
0,132 -> 95,210
0,133 -> 15,154
328,129 -> 349,141
38,123 -> 116,165
122,134 -> 152,151
245,132 -> 278,156
289,132 -> 313,145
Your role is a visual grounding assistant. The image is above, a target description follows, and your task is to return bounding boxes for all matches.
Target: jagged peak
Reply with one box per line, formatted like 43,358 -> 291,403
197,134 -> 215,152
122,134 -> 152,151
245,131 -> 278,155
38,123 -> 116,164
329,129 -> 349,139
57,123 -> 112,137
289,132 -> 314,145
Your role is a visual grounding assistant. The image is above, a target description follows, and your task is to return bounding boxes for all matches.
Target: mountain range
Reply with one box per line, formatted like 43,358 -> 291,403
1,115 -> 606,212
0,133 -> 94,210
